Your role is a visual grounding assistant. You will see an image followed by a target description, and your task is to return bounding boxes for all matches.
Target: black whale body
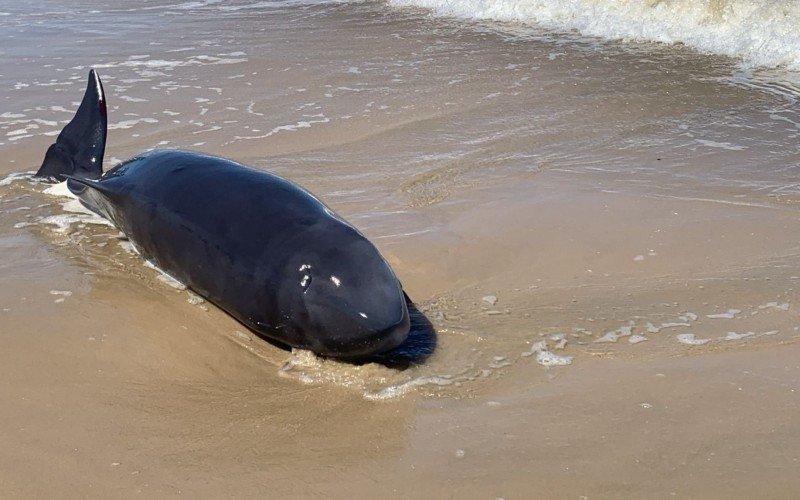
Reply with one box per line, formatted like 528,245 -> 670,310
37,70 -> 411,358
72,151 -> 410,356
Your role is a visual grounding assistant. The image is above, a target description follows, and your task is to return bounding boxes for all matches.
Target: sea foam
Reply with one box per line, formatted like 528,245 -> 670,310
389,0 -> 800,70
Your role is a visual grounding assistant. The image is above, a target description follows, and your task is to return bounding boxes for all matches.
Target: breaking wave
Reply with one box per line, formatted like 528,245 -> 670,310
388,0 -> 800,70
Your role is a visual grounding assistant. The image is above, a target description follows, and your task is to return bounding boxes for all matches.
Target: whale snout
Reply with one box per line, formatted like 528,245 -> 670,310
302,283 -> 410,358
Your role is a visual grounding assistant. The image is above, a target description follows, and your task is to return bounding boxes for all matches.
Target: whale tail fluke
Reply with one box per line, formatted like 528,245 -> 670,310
35,69 -> 107,182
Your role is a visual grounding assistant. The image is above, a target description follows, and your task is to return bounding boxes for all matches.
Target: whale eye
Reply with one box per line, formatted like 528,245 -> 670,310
298,264 -> 313,293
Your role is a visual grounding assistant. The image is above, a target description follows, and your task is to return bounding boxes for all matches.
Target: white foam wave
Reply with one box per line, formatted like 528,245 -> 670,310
6,178 -> 113,233
231,114 -> 330,141
35,213 -> 113,233
42,181 -> 74,198
0,172 -> 33,186
389,0 -> 800,70
89,54 -> 247,77
108,117 -> 159,130
277,348 -> 467,400
364,375 -> 457,400
676,333 -> 711,345
145,260 -> 188,290
217,0 -> 346,10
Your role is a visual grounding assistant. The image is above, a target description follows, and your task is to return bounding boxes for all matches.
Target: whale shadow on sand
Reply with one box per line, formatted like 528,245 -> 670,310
365,293 -> 437,369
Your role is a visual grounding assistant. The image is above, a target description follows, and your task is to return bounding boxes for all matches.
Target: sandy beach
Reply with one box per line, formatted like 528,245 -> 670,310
1,0 -> 800,497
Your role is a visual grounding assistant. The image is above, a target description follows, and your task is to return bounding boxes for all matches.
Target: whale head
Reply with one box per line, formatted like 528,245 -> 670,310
275,220 -> 410,358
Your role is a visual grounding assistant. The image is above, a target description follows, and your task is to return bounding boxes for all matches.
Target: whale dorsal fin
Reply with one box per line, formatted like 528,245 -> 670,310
36,69 -> 107,181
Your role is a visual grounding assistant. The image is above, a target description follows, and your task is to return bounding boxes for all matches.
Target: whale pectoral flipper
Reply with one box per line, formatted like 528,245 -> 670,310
64,175 -> 117,197
63,174 -> 113,194
62,174 -> 120,222
35,69 -> 107,181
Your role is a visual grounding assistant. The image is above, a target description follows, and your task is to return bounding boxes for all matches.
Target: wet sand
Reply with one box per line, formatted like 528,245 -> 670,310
2,0 -> 800,497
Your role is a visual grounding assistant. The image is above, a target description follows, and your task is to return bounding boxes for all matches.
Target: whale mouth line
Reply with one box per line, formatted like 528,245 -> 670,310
316,325 -> 409,359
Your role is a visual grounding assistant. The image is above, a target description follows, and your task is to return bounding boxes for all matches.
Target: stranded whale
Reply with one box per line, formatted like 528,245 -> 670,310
36,70 -> 410,358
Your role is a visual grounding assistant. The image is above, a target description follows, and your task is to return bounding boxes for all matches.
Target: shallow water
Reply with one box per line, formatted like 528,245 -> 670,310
2,0 -> 800,497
